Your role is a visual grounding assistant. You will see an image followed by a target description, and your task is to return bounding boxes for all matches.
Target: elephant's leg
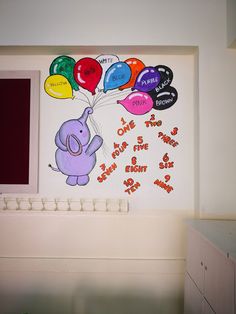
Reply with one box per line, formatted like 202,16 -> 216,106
77,175 -> 89,186
66,175 -> 78,186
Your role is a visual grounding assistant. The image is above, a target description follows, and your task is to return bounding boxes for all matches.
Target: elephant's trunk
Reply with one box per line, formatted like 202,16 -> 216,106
79,107 -> 93,124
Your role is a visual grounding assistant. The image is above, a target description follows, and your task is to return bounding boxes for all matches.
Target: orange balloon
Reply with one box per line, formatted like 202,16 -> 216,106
119,58 -> 145,90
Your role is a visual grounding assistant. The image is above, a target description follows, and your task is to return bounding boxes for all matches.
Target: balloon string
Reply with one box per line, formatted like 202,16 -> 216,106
94,103 -> 117,110
97,90 -> 105,102
88,113 -> 109,157
75,97 -> 90,105
106,89 -> 122,96
89,115 -> 102,137
92,94 -> 97,107
101,141 -> 110,158
95,98 -> 117,107
95,90 -> 130,106
94,90 -> 103,103
93,89 -> 130,107
79,90 -> 91,106
93,92 -> 107,104
92,91 -> 103,107
107,88 -> 132,97
97,93 -> 127,105
93,89 -> 121,104
76,88 -> 132,109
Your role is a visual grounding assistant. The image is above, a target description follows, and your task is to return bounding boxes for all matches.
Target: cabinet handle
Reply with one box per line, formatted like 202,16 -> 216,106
204,266 -> 207,271
200,261 -> 203,266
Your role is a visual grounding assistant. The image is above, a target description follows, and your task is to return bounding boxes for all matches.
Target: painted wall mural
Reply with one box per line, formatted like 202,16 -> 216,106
44,54 -> 180,198
49,107 -> 103,186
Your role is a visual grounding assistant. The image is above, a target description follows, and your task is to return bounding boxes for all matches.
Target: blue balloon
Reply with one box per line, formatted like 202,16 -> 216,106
103,61 -> 131,93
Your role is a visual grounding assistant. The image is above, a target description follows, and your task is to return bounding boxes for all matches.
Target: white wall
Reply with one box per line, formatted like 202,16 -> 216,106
0,53 -> 195,212
227,0 -> 236,47
0,0 -> 236,313
0,52 -> 193,313
0,0 -> 235,217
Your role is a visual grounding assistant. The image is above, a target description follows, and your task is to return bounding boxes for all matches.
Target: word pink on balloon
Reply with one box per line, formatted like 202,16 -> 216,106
117,91 -> 153,115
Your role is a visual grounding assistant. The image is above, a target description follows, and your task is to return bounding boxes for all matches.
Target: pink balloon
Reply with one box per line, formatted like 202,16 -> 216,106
117,91 -> 153,115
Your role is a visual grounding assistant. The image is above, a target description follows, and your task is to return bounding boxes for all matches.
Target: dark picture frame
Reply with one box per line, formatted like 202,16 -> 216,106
0,70 -> 40,193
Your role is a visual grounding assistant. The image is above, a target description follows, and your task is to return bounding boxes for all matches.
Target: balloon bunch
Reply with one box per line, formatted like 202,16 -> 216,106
44,55 -> 178,115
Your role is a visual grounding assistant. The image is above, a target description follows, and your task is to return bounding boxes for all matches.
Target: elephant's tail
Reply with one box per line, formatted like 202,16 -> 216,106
48,164 -> 60,172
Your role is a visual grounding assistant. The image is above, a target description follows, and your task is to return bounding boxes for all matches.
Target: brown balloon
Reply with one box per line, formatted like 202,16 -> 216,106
148,85 -> 178,110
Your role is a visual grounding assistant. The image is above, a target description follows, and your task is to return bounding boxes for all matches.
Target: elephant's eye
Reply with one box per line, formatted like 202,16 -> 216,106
80,130 -> 83,133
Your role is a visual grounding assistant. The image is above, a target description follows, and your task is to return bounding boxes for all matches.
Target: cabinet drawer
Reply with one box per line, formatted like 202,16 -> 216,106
184,273 -> 203,314
202,299 -> 215,314
204,241 -> 234,314
186,228 -> 205,292
186,226 -> 234,314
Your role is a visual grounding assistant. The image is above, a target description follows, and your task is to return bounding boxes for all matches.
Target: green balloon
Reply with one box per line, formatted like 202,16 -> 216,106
49,55 -> 79,91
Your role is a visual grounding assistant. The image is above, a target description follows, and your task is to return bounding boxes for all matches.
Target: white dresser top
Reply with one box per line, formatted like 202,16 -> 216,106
186,219 -> 236,263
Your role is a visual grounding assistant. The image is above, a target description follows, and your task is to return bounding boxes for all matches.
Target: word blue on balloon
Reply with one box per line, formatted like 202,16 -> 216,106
103,61 -> 131,93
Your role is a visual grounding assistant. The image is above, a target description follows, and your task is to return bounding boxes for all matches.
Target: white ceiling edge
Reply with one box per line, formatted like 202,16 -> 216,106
0,45 -> 197,56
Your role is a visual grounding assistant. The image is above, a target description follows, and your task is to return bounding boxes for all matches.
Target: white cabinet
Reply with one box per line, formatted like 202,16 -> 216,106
184,220 -> 236,314
184,272 -> 205,314
203,299 -> 215,314
185,272 -> 215,314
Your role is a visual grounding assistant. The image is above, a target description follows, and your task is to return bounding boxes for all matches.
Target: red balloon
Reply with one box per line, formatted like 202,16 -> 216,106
74,57 -> 102,95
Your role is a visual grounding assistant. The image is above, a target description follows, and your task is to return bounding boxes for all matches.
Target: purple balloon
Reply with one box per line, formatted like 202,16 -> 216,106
133,66 -> 161,92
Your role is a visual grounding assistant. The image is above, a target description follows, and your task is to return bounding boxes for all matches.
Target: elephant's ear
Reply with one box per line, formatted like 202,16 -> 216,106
55,131 -> 67,151
66,134 -> 82,156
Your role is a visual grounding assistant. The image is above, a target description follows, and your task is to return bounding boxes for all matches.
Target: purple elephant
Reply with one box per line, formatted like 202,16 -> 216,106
49,107 -> 103,186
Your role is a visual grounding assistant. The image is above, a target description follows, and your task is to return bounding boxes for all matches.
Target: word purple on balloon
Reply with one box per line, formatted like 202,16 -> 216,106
133,66 -> 161,92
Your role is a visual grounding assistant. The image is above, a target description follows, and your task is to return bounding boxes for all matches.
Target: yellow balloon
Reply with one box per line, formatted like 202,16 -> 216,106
44,74 -> 74,99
